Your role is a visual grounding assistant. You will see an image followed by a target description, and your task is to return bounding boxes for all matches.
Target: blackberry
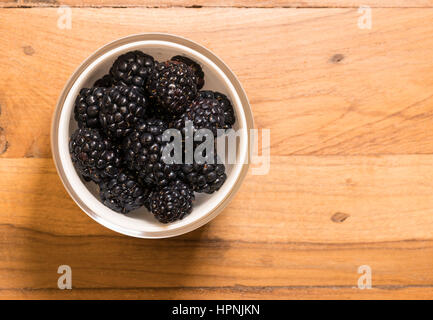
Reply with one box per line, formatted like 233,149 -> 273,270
93,74 -> 114,88
146,180 -> 194,223
199,91 -> 235,129
173,96 -> 225,137
180,155 -> 227,194
99,85 -> 148,139
123,119 -> 180,187
146,60 -> 198,114
69,128 -> 121,183
171,55 -> 205,90
138,159 -> 181,188
99,171 -> 149,214
74,87 -> 105,129
109,50 -> 155,87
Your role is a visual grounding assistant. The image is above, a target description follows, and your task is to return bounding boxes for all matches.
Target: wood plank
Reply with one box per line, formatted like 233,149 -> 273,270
2,8 -> 433,158
2,1 -> 433,8
3,156 -> 433,243
8,223 -> 433,290
1,156 -> 433,298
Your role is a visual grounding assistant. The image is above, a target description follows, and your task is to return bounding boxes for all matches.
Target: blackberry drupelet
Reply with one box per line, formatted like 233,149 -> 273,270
146,180 -> 194,223
199,90 -> 235,129
123,119 -> 180,187
180,155 -> 227,194
171,55 -> 205,90
99,85 -> 148,139
146,60 -> 198,114
69,128 -> 121,183
109,50 -> 155,87
173,95 -> 225,137
99,171 -> 149,214
74,87 -> 105,129
93,74 -> 114,88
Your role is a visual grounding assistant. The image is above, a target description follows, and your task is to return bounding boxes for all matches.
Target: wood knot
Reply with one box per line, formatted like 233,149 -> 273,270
0,127 -> 9,155
331,212 -> 350,223
23,46 -> 35,56
330,54 -> 344,63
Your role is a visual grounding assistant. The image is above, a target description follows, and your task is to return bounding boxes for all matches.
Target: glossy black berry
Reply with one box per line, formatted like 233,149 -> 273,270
69,128 -> 121,183
146,60 -> 198,114
146,180 -> 194,223
173,96 -> 226,137
180,155 -> 227,194
123,119 -> 180,187
99,85 -> 148,139
109,50 -> 155,87
74,87 -> 105,129
99,171 -> 149,214
199,90 -> 235,129
171,55 -> 205,90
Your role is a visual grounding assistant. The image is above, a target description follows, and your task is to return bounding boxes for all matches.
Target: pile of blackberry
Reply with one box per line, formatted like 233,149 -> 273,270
69,50 -> 235,224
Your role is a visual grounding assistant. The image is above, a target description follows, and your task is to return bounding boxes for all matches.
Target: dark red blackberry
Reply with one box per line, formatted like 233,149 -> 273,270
109,50 -> 155,87
93,74 -> 114,88
74,87 -> 105,129
199,90 -> 235,129
123,119 -> 180,187
99,85 -> 148,139
99,171 -> 149,214
146,60 -> 198,114
146,180 -> 194,223
180,155 -> 227,194
171,55 -> 205,90
69,128 -> 121,183
173,96 -> 225,137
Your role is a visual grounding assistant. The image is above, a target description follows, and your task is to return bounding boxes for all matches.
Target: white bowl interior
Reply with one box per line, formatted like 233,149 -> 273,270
58,40 -> 248,238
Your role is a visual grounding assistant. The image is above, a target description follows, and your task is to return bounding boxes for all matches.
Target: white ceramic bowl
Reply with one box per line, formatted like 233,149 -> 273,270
51,34 -> 253,238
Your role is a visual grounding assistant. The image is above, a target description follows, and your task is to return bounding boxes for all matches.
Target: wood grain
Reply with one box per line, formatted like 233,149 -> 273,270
1,6 -> 433,299
3,8 -> 433,158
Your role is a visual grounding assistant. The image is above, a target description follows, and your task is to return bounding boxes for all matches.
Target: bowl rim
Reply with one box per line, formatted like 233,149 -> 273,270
51,33 -> 254,238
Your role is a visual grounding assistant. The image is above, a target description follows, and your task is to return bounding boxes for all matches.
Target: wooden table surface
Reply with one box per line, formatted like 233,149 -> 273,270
1,0 -> 433,300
